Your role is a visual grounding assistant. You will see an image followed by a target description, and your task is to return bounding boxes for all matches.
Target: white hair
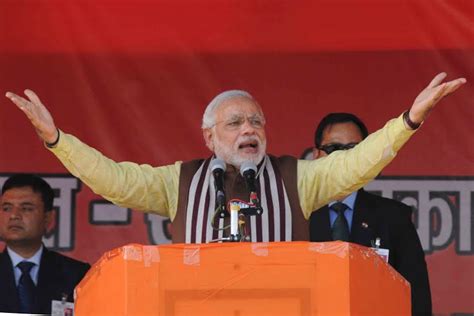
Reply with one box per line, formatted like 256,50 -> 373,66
201,90 -> 256,129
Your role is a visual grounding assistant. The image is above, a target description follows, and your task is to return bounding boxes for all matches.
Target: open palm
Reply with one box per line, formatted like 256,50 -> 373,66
5,89 -> 58,144
409,72 -> 466,123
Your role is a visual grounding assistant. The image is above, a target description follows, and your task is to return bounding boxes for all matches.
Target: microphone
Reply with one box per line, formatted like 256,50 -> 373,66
240,161 -> 259,205
210,158 -> 226,212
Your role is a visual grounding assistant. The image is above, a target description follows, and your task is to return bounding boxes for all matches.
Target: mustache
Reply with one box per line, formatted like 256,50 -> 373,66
236,135 -> 263,146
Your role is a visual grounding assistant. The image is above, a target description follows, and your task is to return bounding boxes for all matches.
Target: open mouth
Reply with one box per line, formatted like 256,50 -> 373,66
239,140 -> 258,150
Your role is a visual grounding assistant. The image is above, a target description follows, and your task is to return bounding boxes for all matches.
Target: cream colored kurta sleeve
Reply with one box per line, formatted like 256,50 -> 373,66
47,132 -> 181,221
297,114 -> 416,219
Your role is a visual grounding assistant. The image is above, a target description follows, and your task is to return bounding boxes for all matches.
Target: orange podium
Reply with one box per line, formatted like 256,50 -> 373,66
74,242 -> 410,315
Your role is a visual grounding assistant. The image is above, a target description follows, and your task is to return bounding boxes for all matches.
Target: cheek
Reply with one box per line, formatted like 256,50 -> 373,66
24,215 -> 44,230
218,132 -> 238,147
0,214 -> 8,224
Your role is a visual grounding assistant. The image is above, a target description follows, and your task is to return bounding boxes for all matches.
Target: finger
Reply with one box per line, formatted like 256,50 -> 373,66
24,89 -> 43,106
430,83 -> 447,104
442,78 -> 467,96
21,106 -> 38,122
5,92 -> 31,110
427,72 -> 447,89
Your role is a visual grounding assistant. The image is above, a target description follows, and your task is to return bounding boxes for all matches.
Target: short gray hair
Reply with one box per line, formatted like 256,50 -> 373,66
202,90 -> 255,129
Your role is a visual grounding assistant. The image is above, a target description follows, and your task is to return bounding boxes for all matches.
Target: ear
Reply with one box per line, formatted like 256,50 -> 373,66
203,128 -> 214,151
44,209 -> 56,235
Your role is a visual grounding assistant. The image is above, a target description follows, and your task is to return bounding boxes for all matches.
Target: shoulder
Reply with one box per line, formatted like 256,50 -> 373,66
268,155 -> 299,180
270,155 -> 297,162
0,250 -> 11,266
269,155 -> 298,169
179,158 -> 207,181
43,249 -> 90,274
359,190 -> 412,217
180,158 -> 206,169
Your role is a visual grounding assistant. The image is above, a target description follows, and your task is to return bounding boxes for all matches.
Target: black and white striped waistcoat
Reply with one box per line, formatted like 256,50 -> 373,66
172,155 -> 308,244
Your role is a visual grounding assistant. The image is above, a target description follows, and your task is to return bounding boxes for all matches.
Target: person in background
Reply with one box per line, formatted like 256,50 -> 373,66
309,112 -> 431,315
0,174 -> 90,314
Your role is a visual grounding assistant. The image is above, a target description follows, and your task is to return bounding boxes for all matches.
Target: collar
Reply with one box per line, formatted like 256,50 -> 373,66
7,244 -> 44,267
329,191 -> 358,210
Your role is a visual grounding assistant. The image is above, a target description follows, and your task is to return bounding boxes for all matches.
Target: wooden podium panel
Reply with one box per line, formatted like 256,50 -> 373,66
74,242 -> 410,315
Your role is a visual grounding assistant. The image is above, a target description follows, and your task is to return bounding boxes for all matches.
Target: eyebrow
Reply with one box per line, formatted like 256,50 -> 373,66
227,113 -> 262,119
20,202 -> 36,207
1,202 -> 36,207
227,114 -> 243,120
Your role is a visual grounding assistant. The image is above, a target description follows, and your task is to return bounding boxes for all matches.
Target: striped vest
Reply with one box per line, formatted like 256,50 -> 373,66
172,155 -> 308,243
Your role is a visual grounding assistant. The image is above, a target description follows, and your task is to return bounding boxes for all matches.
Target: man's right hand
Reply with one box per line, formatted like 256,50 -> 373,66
5,89 -> 59,145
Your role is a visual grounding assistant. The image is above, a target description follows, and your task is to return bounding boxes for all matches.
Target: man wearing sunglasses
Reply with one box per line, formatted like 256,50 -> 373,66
309,112 -> 431,316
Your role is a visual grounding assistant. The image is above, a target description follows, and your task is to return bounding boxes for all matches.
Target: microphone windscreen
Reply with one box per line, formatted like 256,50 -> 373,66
210,158 -> 226,172
240,161 -> 257,176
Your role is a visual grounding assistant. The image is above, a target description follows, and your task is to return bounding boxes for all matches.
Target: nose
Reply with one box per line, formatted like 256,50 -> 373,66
240,118 -> 257,134
9,207 -> 22,220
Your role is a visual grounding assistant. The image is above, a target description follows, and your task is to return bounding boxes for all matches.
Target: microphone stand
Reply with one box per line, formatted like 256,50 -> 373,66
210,200 -> 263,243
229,202 -> 242,242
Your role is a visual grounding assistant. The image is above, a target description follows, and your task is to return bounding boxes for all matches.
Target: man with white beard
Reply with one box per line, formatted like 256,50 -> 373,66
5,73 -> 466,243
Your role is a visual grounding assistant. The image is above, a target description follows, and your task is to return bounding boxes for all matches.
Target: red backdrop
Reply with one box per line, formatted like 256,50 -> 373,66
0,1 -> 473,315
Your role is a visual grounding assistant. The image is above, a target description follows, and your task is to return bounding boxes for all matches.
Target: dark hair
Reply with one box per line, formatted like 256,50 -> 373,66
314,113 -> 369,148
2,174 -> 54,212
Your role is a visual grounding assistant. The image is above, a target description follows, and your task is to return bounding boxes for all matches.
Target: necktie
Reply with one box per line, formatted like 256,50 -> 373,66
331,202 -> 350,241
17,261 -> 37,313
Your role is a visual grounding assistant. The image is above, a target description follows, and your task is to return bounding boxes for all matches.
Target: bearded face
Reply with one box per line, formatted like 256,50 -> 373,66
213,132 -> 267,167
203,96 -> 267,168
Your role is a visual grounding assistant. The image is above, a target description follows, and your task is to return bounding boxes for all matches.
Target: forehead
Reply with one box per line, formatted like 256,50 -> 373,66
2,186 -> 43,204
215,96 -> 262,119
321,122 -> 364,144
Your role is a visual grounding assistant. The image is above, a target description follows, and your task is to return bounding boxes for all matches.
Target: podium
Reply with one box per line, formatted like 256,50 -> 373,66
74,242 -> 410,315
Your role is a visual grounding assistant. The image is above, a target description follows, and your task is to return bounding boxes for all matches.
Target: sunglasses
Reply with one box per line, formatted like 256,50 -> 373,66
318,142 -> 359,155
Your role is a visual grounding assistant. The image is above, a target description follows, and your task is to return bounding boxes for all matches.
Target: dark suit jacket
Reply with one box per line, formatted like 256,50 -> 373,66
0,246 -> 90,314
310,189 -> 432,316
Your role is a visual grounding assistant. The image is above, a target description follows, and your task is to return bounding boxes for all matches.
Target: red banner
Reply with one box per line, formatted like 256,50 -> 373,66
0,1 -> 473,314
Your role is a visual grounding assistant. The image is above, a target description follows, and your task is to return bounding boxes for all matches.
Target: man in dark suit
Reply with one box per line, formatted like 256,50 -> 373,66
309,113 -> 432,316
0,174 -> 90,314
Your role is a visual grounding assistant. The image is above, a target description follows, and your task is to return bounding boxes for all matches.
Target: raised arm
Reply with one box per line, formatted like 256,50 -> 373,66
298,72 -> 466,217
4,89 -> 181,219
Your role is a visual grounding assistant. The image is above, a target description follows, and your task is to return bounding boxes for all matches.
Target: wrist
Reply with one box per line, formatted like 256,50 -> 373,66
403,110 -> 422,130
45,128 -> 60,148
